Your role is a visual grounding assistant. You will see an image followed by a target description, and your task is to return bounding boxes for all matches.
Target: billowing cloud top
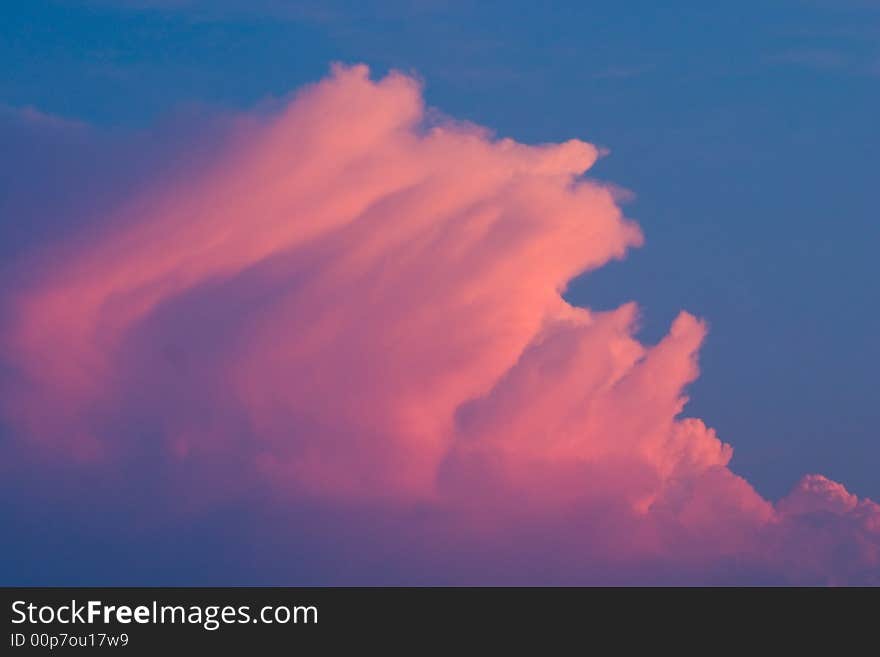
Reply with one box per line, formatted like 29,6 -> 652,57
2,65 -> 877,584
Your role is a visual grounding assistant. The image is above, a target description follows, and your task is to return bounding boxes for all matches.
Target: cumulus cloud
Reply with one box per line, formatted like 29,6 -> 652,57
1,64 -> 877,584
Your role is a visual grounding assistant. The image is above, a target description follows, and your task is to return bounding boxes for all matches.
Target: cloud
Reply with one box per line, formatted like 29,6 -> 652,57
767,48 -> 880,77
769,48 -> 850,71
1,64 -> 877,584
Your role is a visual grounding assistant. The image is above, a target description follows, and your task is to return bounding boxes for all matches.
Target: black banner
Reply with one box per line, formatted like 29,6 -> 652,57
0,586 -> 860,652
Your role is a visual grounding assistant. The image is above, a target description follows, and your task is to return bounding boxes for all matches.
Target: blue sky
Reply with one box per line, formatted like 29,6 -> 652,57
2,0 -> 878,505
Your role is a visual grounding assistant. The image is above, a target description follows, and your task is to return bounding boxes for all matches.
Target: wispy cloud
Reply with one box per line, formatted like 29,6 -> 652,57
590,64 -> 656,80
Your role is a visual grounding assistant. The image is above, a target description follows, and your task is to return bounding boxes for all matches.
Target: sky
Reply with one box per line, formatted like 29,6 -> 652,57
1,1 -> 878,585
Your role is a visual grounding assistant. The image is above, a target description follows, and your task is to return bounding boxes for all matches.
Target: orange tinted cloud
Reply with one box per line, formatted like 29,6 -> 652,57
2,64 -> 877,583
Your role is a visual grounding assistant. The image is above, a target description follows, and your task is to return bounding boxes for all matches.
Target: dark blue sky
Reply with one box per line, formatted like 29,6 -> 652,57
2,0 -> 878,502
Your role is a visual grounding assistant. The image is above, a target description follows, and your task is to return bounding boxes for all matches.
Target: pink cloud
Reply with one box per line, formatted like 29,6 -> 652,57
2,64 -> 877,584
